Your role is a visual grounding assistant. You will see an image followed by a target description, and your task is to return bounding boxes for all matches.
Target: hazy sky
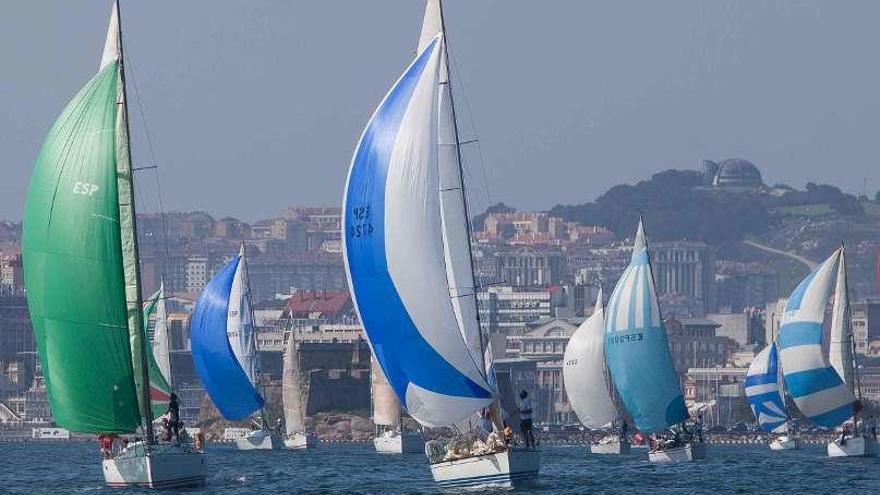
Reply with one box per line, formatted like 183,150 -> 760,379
3,1 -> 879,221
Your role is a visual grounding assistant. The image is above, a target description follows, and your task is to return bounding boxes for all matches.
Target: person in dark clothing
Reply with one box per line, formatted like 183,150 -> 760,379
518,390 -> 535,448
620,420 -> 629,441
167,393 -> 180,443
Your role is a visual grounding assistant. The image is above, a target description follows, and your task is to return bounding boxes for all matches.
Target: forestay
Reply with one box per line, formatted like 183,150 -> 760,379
778,249 -> 856,428
563,290 -> 617,428
745,344 -> 788,433
342,37 -> 493,428
604,220 -> 687,433
191,255 -> 265,420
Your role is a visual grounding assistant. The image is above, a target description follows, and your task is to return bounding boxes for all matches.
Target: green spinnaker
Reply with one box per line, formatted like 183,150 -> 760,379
22,62 -> 141,433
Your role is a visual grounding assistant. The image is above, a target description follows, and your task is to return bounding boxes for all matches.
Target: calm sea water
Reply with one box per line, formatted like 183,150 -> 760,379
3,442 -> 880,494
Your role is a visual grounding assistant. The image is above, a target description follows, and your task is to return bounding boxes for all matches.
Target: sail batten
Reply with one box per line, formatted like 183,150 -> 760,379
778,249 -> 856,428
603,220 -> 687,433
342,36 -> 492,428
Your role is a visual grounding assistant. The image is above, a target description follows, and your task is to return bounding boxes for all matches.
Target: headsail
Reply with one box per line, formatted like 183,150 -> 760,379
778,249 -> 856,428
342,36 -> 493,428
282,332 -> 306,435
418,0 -> 486,374
22,3 -> 140,434
829,249 -> 854,392
563,289 -> 618,428
604,219 -> 687,433
143,285 -> 173,417
191,255 -> 265,420
745,344 -> 788,433
371,355 -> 402,428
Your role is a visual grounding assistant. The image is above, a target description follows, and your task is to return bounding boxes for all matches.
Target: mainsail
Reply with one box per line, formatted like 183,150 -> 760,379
563,289 -> 618,429
282,332 -> 307,435
778,249 -> 856,428
191,253 -> 265,420
604,219 -> 687,433
342,36 -> 493,427
22,2 -> 144,434
829,250 -> 855,392
371,355 -> 402,428
745,344 -> 788,433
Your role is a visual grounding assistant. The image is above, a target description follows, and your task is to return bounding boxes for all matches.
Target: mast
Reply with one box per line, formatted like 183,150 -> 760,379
113,0 -> 154,445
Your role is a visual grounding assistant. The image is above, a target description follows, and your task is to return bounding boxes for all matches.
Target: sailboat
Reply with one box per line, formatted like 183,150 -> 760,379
745,343 -> 799,450
282,329 -> 318,449
604,219 -> 704,464
342,0 -> 539,488
191,245 -> 282,450
371,356 -> 425,453
563,289 -> 630,454
778,247 -> 876,457
21,1 -> 206,487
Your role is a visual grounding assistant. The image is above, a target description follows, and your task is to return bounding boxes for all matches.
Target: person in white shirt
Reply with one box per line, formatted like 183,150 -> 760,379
517,390 -> 535,448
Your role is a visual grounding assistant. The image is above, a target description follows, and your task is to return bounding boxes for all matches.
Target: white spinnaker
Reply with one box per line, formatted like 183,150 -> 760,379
282,333 -> 306,435
228,248 -> 257,386
371,355 -> 401,427
383,37 -> 491,426
152,280 -> 172,386
829,251 -> 854,392
563,290 -> 617,428
418,1 -> 485,373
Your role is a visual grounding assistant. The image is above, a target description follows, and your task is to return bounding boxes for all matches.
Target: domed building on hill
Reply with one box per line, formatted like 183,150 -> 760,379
714,158 -> 763,187
701,158 -> 764,189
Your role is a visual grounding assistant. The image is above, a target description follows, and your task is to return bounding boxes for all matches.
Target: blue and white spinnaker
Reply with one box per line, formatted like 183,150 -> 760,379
191,248 -> 265,420
778,248 -> 856,428
342,35 -> 493,428
745,343 -> 789,432
604,219 -> 688,433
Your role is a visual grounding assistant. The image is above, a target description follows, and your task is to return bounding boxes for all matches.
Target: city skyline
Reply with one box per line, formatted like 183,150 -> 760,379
2,1 -> 880,221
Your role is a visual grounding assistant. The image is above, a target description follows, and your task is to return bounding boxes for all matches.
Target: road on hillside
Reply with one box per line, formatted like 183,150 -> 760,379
743,240 -> 817,270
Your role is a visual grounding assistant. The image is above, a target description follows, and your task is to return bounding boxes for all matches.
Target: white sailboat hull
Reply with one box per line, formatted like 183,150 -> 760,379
827,435 -> 878,457
284,432 -> 318,449
769,436 -> 799,451
374,432 -> 425,454
102,443 -> 206,489
590,437 -> 630,455
430,449 -> 539,489
648,443 -> 705,464
235,430 -> 284,451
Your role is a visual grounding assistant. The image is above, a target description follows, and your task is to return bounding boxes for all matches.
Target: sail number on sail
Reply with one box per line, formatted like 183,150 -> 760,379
72,181 -> 99,196
607,332 -> 644,344
349,206 -> 374,238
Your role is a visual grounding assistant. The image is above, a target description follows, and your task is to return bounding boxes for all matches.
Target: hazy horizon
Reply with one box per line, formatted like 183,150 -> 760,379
3,1 -> 879,222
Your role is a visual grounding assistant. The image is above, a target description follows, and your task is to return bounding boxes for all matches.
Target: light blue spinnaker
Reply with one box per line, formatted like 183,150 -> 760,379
745,343 -> 788,432
191,255 -> 265,420
604,219 -> 687,433
341,36 -> 493,428
778,249 -> 855,428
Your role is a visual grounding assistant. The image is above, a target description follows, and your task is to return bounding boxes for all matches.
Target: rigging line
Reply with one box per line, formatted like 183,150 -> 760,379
126,54 -> 174,298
